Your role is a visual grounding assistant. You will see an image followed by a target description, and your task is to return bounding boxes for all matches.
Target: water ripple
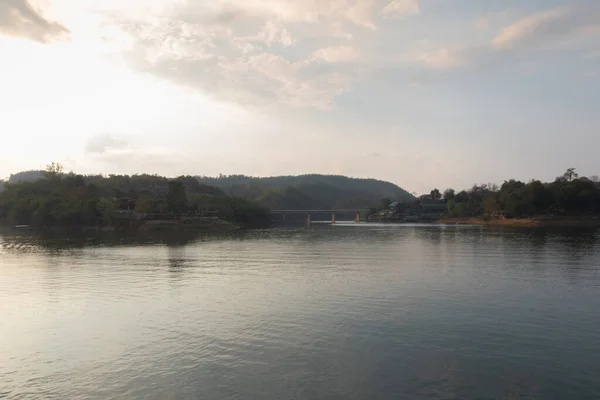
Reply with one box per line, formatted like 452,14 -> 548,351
1,225 -> 600,399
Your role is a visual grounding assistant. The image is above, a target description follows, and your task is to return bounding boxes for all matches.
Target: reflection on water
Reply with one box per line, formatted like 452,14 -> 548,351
1,224 -> 600,400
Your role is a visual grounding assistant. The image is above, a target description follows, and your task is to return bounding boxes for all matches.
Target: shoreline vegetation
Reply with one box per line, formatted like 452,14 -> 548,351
0,164 -> 414,233
369,168 -> 600,228
0,163 -> 271,232
2,165 -> 600,232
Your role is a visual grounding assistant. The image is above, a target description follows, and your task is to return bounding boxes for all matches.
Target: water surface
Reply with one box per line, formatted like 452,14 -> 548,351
1,225 -> 600,399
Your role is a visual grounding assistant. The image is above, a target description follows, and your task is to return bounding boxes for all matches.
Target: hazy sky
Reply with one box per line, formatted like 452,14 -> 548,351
0,0 -> 599,194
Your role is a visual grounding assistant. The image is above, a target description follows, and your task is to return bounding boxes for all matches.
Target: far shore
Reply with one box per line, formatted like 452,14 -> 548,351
437,216 -> 600,228
1,218 -> 242,234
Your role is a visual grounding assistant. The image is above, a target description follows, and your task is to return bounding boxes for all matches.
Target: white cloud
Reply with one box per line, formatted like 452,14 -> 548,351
381,0 -> 420,18
313,45 -> 360,62
0,0 -> 68,42
250,21 -> 295,47
84,133 -> 131,154
416,48 -> 464,69
415,4 -> 600,70
492,7 -> 567,49
105,0 -> 377,110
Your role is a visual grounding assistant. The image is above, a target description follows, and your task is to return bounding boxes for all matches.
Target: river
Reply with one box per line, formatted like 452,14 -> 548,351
1,224 -> 600,399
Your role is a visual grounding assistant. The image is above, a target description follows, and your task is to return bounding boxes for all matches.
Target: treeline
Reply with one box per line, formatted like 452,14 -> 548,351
0,164 -> 270,229
433,168 -> 600,218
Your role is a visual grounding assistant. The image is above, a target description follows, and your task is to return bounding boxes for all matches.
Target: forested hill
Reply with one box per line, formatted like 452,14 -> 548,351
0,170 -> 413,211
196,174 -> 414,209
0,169 -> 271,229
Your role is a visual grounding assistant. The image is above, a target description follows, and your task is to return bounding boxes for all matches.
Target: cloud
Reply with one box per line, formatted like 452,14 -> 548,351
415,48 -> 464,69
491,7 -> 568,49
0,0 -> 68,42
165,0 -> 378,29
84,134 -> 131,154
313,45 -> 360,62
415,3 -> 600,70
381,0 -> 420,18
111,1 -> 378,110
243,20 -> 296,48
491,3 -> 600,51
106,1 -> 599,110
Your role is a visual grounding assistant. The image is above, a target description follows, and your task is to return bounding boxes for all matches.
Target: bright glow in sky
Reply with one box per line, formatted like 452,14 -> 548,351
0,0 -> 599,194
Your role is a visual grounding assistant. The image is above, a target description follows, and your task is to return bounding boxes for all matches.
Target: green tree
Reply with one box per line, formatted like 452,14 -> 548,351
430,188 -> 442,201
482,193 -> 498,215
167,180 -> 187,214
452,202 -> 467,217
379,197 -> 392,211
443,188 -> 455,201
43,162 -> 64,180
446,199 -> 456,215
135,196 -> 154,214
96,197 -> 116,225
560,168 -> 578,182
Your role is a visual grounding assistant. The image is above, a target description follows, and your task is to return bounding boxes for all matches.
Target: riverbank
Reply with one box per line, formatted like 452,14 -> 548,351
438,216 -> 600,228
1,218 -> 242,234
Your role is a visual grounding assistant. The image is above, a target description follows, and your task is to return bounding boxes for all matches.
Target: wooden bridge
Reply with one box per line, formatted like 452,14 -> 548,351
269,209 -> 369,226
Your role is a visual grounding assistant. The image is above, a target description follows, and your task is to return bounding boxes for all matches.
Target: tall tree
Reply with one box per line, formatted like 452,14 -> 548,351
43,162 -> 64,180
430,188 -> 442,201
443,188 -> 455,201
559,168 -> 579,182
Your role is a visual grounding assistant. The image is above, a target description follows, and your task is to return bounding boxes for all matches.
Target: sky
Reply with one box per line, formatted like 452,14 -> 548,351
0,0 -> 599,194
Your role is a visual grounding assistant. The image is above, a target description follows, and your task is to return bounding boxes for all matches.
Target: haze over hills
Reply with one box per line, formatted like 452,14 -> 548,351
0,171 -> 413,210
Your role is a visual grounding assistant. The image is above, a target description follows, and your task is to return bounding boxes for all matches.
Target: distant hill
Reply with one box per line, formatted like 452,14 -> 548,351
0,180 -> 4,193
2,170 -> 413,210
197,174 -> 414,210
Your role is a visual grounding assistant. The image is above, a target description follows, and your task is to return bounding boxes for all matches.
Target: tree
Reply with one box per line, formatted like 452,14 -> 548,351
443,188 -> 455,201
455,190 -> 469,204
135,196 -> 154,214
430,188 -> 442,201
167,180 -> 187,214
96,197 -> 116,225
452,202 -> 467,217
43,162 -> 64,180
446,199 -> 456,215
379,197 -> 392,211
558,168 -> 578,182
483,193 -> 499,215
